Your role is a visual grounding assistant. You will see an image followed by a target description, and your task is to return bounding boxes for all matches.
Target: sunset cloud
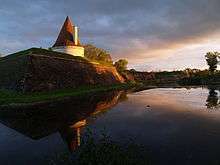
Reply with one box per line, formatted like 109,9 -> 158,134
0,0 -> 220,70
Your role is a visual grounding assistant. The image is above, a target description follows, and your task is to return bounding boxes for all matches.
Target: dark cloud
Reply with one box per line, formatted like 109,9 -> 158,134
0,0 -> 220,69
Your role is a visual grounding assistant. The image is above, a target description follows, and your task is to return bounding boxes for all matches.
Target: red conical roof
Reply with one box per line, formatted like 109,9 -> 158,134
53,16 -> 75,47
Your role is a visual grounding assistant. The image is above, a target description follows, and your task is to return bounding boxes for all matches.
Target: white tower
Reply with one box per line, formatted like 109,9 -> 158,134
74,26 -> 78,46
52,16 -> 84,57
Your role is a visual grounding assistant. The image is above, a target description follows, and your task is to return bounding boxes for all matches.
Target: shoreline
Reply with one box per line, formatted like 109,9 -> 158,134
0,83 -> 136,108
0,83 -> 219,108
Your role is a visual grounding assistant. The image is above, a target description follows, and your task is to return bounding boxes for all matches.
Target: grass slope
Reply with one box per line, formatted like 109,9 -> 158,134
0,83 -> 135,106
0,48 -> 91,91
0,47 -> 89,62
0,47 -> 127,106
0,47 -> 115,91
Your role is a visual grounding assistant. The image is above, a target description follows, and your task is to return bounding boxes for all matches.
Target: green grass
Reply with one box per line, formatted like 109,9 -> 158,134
0,83 -> 136,106
0,47 -> 113,66
0,47 -> 88,62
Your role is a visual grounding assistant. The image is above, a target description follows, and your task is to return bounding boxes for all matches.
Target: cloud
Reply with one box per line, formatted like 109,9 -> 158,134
0,0 -> 220,70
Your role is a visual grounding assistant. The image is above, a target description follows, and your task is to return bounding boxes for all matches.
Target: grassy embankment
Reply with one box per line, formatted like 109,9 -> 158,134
0,47 -> 134,106
0,83 -> 136,106
0,48 -> 92,91
0,47 -> 113,89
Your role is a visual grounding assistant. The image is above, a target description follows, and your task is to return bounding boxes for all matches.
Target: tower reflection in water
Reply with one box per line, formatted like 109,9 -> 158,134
61,120 -> 86,152
0,90 -> 126,152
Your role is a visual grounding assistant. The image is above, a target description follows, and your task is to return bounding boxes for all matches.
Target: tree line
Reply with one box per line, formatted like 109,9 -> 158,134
52,44 -> 219,78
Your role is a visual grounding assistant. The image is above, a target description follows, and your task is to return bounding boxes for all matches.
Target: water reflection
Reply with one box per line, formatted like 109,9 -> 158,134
206,86 -> 220,109
0,90 -> 126,152
0,87 -> 220,164
60,120 -> 86,152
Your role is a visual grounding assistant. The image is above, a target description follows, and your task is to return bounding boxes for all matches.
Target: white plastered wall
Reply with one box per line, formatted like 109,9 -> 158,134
52,46 -> 84,57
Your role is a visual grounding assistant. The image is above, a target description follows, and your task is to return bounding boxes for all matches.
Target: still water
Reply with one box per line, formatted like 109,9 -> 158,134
0,87 -> 219,164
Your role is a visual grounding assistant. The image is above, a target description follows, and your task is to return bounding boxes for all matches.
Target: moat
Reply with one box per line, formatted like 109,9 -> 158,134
0,87 -> 219,164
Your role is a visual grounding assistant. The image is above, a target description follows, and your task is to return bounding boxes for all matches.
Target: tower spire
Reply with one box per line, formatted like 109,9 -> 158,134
53,16 -> 75,47
52,16 -> 84,57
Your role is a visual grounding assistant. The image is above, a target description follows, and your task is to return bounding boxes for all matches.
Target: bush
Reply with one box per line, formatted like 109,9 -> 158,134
84,44 -> 113,65
114,59 -> 128,73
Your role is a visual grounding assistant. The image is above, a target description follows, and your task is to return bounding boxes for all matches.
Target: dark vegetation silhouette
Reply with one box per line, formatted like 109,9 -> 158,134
179,52 -> 220,85
206,86 -> 220,109
54,130 -> 150,165
205,52 -> 220,74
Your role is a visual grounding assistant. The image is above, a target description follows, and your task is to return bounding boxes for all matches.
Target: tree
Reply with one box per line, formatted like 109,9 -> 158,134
184,68 -> 193,77
114,59 -> 128,73
129,69 -> 137,73
205,52 -> 220,74
84,44 -> 113,65
48,47 -> 53,51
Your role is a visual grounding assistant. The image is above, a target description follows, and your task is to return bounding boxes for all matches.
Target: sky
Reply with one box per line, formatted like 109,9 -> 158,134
0,0 -> 220,71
